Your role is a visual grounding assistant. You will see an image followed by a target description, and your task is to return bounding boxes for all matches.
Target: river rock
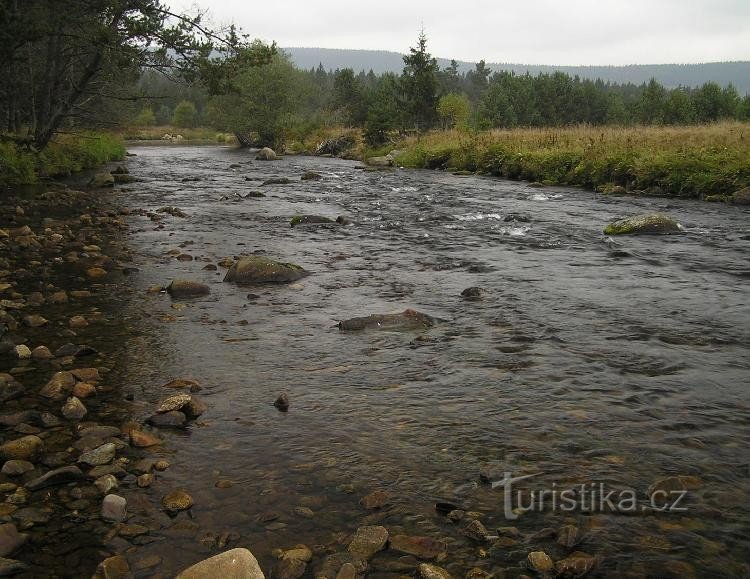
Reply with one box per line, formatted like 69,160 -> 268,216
1,461 -> 33,477
418,563 -> 454,579
256,147 -> 277,161
93,554 -> 131,578
163,489 -> 193,513
223,256 -> 309,284
62,396 -> 88,420
72,382 -> 97,398
167,279 -> 210,297
334,563 -> 356,579
461,287 -> 485,300
22,314 -> 48,328
365,156 -> 393,167
290,215 -> 335,227
147,411 -> 187,428
527,551 -> 554,573
157,393 -> 191,413
0,524 -> 26,557
603,213 -> 681,235
0,436 -> 43,463
262,177 -> 290,186
272,557 -> 306,579
557,524 -> 580,548
360,489 -> 389,509
555,551 -> 597,577
95,474 -> 118,495
25,466 -> 83,491
31,346 -> 53,359
732,187 -> 750,205
0,379 -> 23,403
129,429 -> 162,447
389,535 -> 447,560
347,525 -> 388,559
301,171 -> 322,181
647,474 -> 703,496
280,545 -> 313,563
12,345 -> 31,360
69,315 -> 88,328
162,378 -> 201,390
89,173 -> 115,188
78,443 -> 116,466
101,494 -> 127,522
40,371 -> 76,399
462,519 -> 490,541
317,553 -> 367,579
0,556 -> 27,575
339,309 -> 440,331
274,393 -> 289,412
176,548 -> 265,579
86,266 -> 107,278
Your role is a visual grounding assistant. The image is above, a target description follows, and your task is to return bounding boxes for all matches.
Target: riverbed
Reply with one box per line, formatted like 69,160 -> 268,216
5,143 -> 749,577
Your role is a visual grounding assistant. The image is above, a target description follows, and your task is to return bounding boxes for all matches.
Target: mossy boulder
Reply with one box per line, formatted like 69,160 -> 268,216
603,213 -> 682,235
223,256 -> 309,284
365,155 -> 393,167
732,187 -> 750,205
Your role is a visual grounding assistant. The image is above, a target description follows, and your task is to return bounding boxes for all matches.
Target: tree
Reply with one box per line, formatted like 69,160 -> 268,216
172,100 -> 197,127
332,68 -> 366,126
364,74 -> 403,146
662,88 -> 695,124
401,30 -> 439,132
134,107 -> 157,126
638,78 -> 666,124
437,93 -> 470,129
0,1 -> 274,150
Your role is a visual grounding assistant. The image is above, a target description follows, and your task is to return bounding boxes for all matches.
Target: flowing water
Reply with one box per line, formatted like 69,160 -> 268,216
110,145 -> 748,577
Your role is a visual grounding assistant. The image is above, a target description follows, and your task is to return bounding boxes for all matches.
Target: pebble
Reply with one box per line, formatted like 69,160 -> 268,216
274,393 -> 290,412
31,346 -> 53,359
162,489 -> 193,513
25,466 -> 83,491
347,525 -> 389,559
137,473 -> 154,488
360,489 -> 389,509
527,551 -> 555,573
418,563 -> 454,579
72,382 -> 97,398
462,519 -> 490,541
78,442 -> 116,466
61,396 -> 88,420
101,494 -> 127,522
94,555 -> 131,578
0,523 -> 27,557
0,460 -> 34,477
12,345 -> 31,360
389,535 -> 448,560
22,314 -> 48,328
175,548 -> 265,579
69,315 -> 88,328
0,435 -> 44,463
555,551 -> 597,576
94,474 -> 119,494
129,429 -> 162,447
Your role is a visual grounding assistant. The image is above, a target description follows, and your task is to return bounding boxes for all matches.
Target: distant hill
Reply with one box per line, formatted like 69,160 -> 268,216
283,47 -> 750,94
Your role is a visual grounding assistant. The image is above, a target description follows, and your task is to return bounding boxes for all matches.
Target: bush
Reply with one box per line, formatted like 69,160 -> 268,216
172,101 -> 198,128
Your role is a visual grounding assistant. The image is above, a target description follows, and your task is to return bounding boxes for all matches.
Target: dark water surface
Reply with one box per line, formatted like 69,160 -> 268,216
113,145 -> 749,577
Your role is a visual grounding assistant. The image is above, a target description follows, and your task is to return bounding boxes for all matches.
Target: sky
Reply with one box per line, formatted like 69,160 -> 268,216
173,0 -> 750,65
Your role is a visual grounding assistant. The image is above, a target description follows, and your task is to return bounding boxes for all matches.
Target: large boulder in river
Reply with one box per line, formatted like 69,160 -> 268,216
255,147 -> 277,161
224,256 -> 309,284
732,187 -> 750,205
339,309 -> 441,332
603,213 -> 682,235
290,215 -> 335,227
365,155 -> 393,167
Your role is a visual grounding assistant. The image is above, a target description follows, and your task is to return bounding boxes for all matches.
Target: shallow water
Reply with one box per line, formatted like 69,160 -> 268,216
112,145 -> 748,577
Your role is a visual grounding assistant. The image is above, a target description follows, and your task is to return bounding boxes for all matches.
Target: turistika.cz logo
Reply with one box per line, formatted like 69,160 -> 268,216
491,472 -> 689,520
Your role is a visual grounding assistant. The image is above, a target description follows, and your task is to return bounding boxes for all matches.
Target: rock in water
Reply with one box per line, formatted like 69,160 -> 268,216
301,171 -> 322,181
176,548 -> 266,579
0,436 -> 43,463
89,173 -> 114,188
290,215 -> 335,227
418,563 -> 454,579
274,393 -> 290,412
101,494 -> 127,522
365,155 -> 393,167
338,309 -> 441,332
256,147 -> 277,161
0,524 -> 27,557
223,256 -> 309,284
389,535 -> 448,560
732,187 -> 750,205
603,213 -> 681,235
26,466 -> 83,491
527,551 -> 555,574
461,287 -> 485,300
347,526 -> 389,560
162,489 -> 193,513
61,396 -> 88,420
167,279 -> 210,297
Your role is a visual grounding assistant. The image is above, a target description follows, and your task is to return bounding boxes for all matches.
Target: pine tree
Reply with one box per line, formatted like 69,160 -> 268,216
401,30 -> 439,132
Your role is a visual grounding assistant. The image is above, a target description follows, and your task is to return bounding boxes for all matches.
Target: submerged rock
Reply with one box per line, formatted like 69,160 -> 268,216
365,155 -> 393,167
555,551 -> 597,577
262,177 -> 291,186
290,215 -> 335,227
339,309 -> 441,332
461,287 -> 485,300
167,279 -> 211,297
0,436 -> 43,463
274,393 -> 290,412
301,171 -> 323,181
0,524 -> 27,557
527,551 -> 555,574
418,563 -> 454,579
176,548 -> 265,579
163,489 -> 193,513
101,494 -> 127,522
224,256 -> 309,284
389,535 -> 447,560
603,213 -> 681,235
347,526 -> 388,560
26,466 -> 83,491
89,173 -> 114,188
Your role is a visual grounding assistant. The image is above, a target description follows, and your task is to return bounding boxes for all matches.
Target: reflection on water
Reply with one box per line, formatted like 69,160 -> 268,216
114,145 -> 748,577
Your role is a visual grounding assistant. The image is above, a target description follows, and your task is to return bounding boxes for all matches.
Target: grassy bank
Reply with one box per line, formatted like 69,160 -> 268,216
0,132 -> 125,186
120,125 -> 235,143
385,122 -> 750,200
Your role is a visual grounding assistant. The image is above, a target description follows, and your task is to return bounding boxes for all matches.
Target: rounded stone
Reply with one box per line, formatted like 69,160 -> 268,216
162,490 -> 193,513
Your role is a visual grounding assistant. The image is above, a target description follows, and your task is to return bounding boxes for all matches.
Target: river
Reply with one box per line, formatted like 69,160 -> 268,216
106,144 -> 749,577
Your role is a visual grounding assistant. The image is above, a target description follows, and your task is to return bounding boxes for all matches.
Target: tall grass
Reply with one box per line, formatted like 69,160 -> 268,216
0,132 -> 125,186
390,122 -> 750,199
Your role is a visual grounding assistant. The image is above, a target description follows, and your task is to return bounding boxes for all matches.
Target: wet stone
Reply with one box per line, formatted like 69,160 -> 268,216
527,551 -> 554,574
94,554 -> 131,579
31,346 -> 53,359
167,279 -> 210,298
147,410 -> 187,428
274,393 -> 290,412
25,466 -> 83,491
78,443 -> 116,466
61,396 -> 88,420
12,345 -> 31,360
273,557 -> 306,579
137,473 -> 154,488
418,563 -> 454,579
94,474 -> 119,495
360,489 -> 389,509
347,525 -> 389,560
0,435 -> 43,463
101,494 -> 127,522
389,535 -> 448,560
162,489 -> 193,513
0,557 -> 27,576
557,524 -> 580,548
175,548 -> 265,579
462,519 -> 490,542
555,551 -> 597,577
0,524 -> 27,557
1,460 -> 33,477
40,371 -> 76,399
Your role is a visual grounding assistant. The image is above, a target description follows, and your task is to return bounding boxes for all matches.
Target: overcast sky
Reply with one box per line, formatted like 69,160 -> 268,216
174,0 -> 749,65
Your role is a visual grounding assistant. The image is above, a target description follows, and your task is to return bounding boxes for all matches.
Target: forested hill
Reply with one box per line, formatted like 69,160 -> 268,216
283,47 -> 750,94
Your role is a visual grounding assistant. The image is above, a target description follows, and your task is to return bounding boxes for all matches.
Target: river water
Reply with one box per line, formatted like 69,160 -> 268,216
112,145 -> 748,577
